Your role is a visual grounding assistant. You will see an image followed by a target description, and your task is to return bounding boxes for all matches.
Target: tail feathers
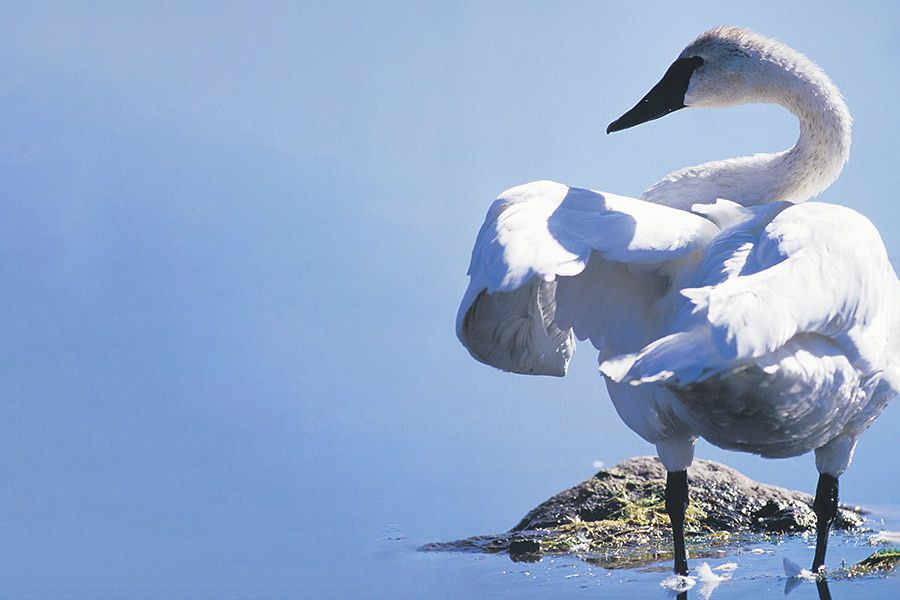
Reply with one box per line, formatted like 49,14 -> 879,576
600,328 -> 724,386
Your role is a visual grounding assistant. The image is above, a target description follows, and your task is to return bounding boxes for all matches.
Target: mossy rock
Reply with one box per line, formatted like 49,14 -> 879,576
858,548 -> 900,568
512,456 -> 863,533
421,457 -> 867,565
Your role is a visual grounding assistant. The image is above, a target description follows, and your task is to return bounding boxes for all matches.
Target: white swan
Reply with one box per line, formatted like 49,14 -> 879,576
456,26 -> 900,575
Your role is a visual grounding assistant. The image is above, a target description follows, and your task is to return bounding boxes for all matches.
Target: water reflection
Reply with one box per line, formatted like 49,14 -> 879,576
785,576 -> 833,600
816,579 -> 833,600
669,575 -> 832,600
423,528 -> 896,597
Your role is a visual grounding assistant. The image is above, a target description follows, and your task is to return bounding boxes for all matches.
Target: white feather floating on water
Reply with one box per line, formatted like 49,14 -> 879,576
660,572 -> 696,593
868,530 -> 900,545
696,562 -> 733,599
660,562 -> 735,599
783,557 -> 817,580
783,557 -> 820,595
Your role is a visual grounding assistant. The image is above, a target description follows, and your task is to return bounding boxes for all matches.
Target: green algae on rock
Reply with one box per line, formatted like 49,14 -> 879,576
855,548 -> 900,572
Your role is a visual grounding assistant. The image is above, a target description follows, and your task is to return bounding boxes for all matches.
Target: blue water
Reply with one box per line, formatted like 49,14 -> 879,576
335,518 -> 900,599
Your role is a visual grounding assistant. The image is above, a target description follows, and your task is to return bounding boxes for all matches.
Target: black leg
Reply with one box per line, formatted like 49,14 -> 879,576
816,578 -> 833,600
811,473 -> 838,572
666,470 -> 689,575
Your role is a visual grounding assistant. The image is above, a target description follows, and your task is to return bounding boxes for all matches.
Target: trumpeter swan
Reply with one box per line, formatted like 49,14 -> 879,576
457,26 -> 900,576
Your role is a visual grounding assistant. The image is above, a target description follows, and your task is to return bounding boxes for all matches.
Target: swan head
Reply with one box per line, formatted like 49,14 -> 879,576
607,26 -> 816,133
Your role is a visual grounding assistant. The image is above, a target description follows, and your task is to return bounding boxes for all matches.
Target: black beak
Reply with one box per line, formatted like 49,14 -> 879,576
607,56 -> 704,134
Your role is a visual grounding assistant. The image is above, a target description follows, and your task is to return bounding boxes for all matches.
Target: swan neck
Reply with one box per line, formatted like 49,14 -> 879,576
771,67 -> 852,203
642,55 -> 851,211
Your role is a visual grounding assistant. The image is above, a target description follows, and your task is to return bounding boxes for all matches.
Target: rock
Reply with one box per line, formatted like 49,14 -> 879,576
512,456 -> 865,534
421,457 -> 867,563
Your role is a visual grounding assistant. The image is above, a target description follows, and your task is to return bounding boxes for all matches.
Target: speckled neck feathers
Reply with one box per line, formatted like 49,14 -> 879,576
641,26 -> 852,211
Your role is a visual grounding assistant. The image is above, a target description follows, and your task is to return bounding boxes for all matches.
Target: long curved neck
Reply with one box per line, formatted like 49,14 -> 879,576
642,60 -> 851,211
768,62 -> 852,203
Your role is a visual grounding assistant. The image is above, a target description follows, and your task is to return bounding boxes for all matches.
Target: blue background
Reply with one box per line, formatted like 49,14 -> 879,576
2,2 -> 899,598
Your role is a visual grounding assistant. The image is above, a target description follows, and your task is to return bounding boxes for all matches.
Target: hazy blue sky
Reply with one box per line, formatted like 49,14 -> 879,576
2,2 -> 899,598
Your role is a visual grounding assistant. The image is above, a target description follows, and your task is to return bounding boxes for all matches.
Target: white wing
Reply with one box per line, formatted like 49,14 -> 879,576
604,201 -> 900,390
457,180 -> 720,376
